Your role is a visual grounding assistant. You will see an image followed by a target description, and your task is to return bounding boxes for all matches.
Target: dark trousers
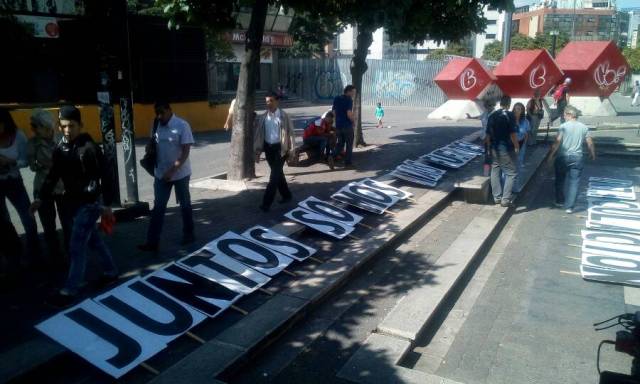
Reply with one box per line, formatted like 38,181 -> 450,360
39,195 -> 71,260
0,213 -> 22,272
0,177 -> 40,262
555,154 -> 584,210
147,175 -> 194,245
263,142 -> 291,208
336,127 -> 354,165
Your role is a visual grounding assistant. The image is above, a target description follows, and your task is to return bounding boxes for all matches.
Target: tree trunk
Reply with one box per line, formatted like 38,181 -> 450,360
227,0 -> 269,180
350,25 -> 374,148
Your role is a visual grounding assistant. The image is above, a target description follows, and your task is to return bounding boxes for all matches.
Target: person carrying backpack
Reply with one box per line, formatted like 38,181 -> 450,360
552,78 -> 571,124
30,106 -> 118,308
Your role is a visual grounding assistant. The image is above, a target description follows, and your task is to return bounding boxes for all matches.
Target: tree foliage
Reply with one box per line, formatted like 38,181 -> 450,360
482,32 -> 569,61
428,42 -> 472,60
623,47 -> 640,74
281,12 -> 343,58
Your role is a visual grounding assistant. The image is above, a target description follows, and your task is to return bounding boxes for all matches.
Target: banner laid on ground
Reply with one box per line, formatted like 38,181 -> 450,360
580,177 -> 640,285
36,138 -> 480,379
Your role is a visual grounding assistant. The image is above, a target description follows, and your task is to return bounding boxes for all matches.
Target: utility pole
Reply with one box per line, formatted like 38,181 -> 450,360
571,0 -> 577,40
502,11 -> 513,59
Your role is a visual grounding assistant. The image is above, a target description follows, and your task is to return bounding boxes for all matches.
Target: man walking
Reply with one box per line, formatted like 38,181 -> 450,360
332,85 -> 356,167
254,92 -> 296,212
548,105 -> 596,214
632,81 -> 640,107
30,106 -> 118,307
485,95 -> 520,207
138,101 -> 195,252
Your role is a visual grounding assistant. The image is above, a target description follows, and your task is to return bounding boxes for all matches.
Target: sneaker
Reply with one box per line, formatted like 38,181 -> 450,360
327,156 -> 335,170
45,291 -> 78,309
565,208 -> 573,214
137,243 -> 159,253
500,200 -> 515,208
554,202 -> 564,208
181,234 -> 196,246
494,198 -> 502,204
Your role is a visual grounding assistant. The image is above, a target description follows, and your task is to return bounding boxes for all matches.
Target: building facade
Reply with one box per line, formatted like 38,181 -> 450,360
513,1 -> 628,47
471,5 -> 506,58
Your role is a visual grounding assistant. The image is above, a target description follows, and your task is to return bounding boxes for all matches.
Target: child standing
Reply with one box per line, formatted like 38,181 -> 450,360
375,102 -> 385,128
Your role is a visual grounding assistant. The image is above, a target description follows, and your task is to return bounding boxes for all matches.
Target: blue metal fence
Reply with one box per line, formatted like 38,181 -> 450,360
278,58 -> 450,107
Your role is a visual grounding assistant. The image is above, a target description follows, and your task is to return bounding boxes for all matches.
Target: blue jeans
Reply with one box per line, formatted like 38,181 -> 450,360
515,141 -> 527,192
335,127 -> 354,165
490,145 -> 517,203
303,136 -> 329,157
0,177 -> 40,261
147,175 -> 194,245
555,154 -> 584,210
64,203 -> 117,294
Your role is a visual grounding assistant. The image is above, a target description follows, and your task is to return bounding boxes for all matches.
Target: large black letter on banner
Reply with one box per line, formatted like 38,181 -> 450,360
146,264 -> 240,317
244,226 -> 313,261
180,250 -> 262,290
65,308 -> 141,369
98,280 -> 194,336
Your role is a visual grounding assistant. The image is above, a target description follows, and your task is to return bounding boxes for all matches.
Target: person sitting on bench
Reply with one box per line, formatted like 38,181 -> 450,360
302,111 -> 336,169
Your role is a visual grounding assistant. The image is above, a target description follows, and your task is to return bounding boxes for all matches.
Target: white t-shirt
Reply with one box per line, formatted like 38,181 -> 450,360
154,114 -> 195,181
264,109 -> 281,145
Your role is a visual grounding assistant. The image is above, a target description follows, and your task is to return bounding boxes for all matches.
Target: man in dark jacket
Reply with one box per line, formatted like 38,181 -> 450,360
30,105 -> 118,307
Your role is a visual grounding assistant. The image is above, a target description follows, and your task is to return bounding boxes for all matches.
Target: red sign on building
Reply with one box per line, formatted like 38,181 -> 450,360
493,49 -> 563,98
434,58 -> 496,100
555,41 -> 630,98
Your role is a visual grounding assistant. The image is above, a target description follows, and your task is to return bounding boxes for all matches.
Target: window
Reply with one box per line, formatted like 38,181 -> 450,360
487,19 -> 497,25
486,33 -> 496,39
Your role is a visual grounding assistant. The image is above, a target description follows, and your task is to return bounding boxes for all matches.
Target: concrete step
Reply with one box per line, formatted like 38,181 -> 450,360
336,145 -> 551,384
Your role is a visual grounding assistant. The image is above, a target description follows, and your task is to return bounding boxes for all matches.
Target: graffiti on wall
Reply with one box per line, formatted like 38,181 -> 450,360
314,70 -> 344,100
372,70 -> 417,103
594,61 -> 627,89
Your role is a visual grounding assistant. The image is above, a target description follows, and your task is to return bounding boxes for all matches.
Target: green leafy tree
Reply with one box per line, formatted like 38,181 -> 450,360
303,0 -> 513,146
282,12 -> 343,58
623,47 -> 640,74
482,32 -> 569,61
427,42 -> 471,60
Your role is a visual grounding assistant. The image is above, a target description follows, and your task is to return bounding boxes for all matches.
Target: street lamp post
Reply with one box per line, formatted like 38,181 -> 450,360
550,30 -> 560,57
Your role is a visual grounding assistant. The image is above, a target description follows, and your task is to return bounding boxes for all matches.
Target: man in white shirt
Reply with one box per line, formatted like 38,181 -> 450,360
138,101 -> 195,252
254,92 -> 296,212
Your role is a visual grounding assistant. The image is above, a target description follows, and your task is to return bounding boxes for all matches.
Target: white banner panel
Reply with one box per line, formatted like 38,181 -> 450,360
285,207 -> 355,239
587,187 -> 636,201
178,248 -> 271,294
582,240 -> 640,261
391,170 -> 438,187
581,252 -> 640,272
36,299 -> 167,378
299,196 -> 363,227
145,263 -> 242,318
402,160 -> 446,176
589,177 -> 633,187
205,232 -> 294,276
582,230 -> 640,246
581,264 -> 640,286
241,226 -> 316,262
396,165 -> 442,182
332,182 -> 400,213
358,178 -> 414,200
421,154 -> 465,168
94,277 -> 207,344
588,199 -> 640,210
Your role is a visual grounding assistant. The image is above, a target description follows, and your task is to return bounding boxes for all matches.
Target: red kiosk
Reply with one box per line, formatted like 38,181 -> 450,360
430,57 -> 499,120
555,41 -> 630,115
